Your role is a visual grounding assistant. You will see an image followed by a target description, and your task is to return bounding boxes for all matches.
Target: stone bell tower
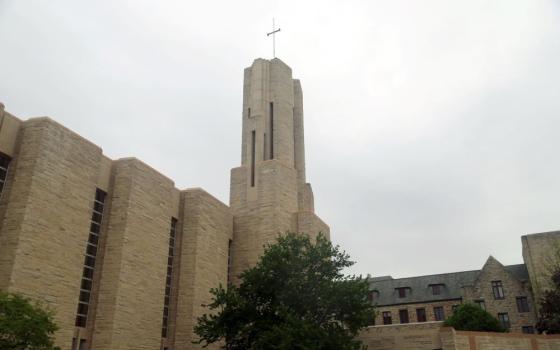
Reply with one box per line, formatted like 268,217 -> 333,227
229,58 -> 329,280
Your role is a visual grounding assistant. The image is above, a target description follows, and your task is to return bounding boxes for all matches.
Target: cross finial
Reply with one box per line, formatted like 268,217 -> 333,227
266,18 -> 281,58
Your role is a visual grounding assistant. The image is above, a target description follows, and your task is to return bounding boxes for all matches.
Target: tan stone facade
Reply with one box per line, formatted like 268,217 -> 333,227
522,231 -> 560,302
1,56 -> 558,350
229,58 -> 329,282
0,59 -> 329,350
359,324 -> 560,350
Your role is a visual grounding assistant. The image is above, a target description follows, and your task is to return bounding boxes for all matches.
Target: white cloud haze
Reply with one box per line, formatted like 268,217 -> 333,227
1,0 -> 559,277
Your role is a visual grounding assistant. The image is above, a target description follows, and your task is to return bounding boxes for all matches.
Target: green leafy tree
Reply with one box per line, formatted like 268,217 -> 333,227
0,291 -> 61,350
194,233 -> 374,350
443,303 -> 506,333
536,269 -> 560,334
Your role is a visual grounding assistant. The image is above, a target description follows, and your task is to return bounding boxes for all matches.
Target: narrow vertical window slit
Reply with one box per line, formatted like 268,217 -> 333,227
251,130 -> 256,187
269,102 -> 274,159
161,218 -> 177,338
75,188 -> 106,328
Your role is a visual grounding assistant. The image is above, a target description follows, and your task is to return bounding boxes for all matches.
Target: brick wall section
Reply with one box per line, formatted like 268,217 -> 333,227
0,118 -> 102,349
463,256 -> 536,333
91,158 -> 177,350
173,188 -> 233,350
358,322 -> 444,350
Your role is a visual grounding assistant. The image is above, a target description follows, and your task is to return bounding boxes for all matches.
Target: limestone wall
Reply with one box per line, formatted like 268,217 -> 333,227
522,231 -> 560,302
174,188 -> 233,350
358,322 -> 444,350
230,58 -> 329,284
91,158 -> 178,350
463,257 -> 536,332
360,325 -> 560,350
441,328 -> 560,350
0,107 -> 22,157
0,118 -> 103,349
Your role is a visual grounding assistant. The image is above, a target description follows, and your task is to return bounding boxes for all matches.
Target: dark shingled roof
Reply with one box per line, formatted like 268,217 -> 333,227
368,264 -> 528,306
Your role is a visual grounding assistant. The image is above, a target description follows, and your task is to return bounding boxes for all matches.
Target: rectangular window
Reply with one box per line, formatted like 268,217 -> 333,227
492,281 -> 505,299
251,130 -> 256,187
161,218 -> 178,338
367,313 -> 375,326
75,189 -> 106,328
263,133 -> 266,160
522,326 -> 535,334
382,311 -> 392,325
0,153 -> 11,199
475,299 -> 486,310
396,287 -> 408,298
367,290 -> 378,302
516,296 -> 530,313
431,284 -> 443,295
399,309 -> 409,324
269,102 -> 274,159
434,306 -> 445,321
227,239 -> 233,285
452,305 -> 459,313
416,308 -> 426,322
498,313 -> 510,330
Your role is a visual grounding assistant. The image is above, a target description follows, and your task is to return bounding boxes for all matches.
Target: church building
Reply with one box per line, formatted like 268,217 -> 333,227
0,58 -> 328,350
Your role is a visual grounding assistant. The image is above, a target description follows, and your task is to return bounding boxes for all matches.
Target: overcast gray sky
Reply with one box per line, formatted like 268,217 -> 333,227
1,0 -> 559,278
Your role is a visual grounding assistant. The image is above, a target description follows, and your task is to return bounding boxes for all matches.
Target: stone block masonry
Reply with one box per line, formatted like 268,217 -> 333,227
230,58 -> 329,284
173,189 -> 233,350
0,118 -> 104,348
91,158 -> 177,350
0,57 -> 330,350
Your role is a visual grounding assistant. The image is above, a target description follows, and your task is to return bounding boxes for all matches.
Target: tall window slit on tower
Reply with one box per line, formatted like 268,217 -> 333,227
0,153 -> 10,199
227,239 -> 233,285
269,102 -> 274,159
161,217 -> 177,338
251,130 -> 256,187
75,189 -> 106,328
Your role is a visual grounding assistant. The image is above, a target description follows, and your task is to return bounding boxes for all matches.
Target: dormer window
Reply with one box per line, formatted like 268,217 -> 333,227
430,284 -> 444,295
396,287 -> 410,298
367,290 -> 379,302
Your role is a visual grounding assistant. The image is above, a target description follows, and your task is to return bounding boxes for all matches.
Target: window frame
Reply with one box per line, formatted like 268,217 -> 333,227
0,153 -> 11,199
399,309 -> 409,324
396,287 -> 409,298
382,311 -> 392,325
434,306 -> 445,321
475,299 -> 486,310
498,312 -> 510,330
516,296 -> 530,313
430,284 -> 444,295
416,308 -> 427,322
492,280 -> 505,299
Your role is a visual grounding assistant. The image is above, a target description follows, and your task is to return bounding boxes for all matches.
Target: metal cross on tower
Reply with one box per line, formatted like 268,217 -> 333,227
266,18 -> 281,58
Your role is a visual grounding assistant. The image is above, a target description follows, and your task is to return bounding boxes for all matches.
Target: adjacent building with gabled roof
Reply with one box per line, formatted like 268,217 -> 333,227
367,231 -> 560,334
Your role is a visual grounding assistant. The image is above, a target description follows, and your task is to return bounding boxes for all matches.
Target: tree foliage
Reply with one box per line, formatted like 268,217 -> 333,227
194,233 -> 374,350
536,269 -> 560,334
443,303 -> 506,333
0,291 -> 61,350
